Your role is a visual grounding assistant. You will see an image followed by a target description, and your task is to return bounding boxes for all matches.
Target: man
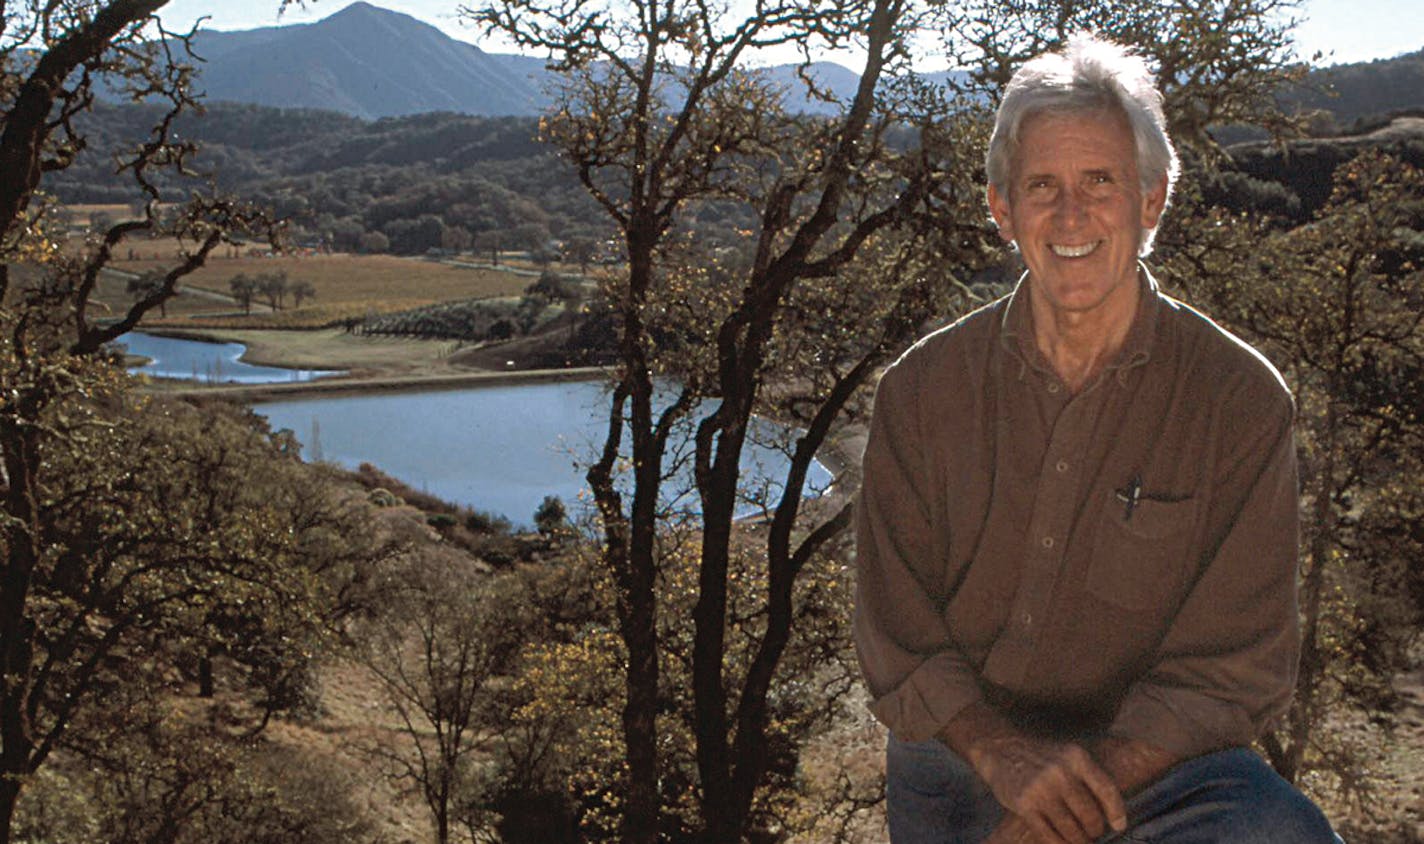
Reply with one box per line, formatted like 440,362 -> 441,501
853,35 -> 1343,844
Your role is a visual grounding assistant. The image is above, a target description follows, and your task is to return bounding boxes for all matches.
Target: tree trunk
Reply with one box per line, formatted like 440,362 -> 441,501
692,412 -> 748,842
0,419 -> 42,844
0,777 -> 21,844
198,655 -> 214,698
614,239 -> 662,844
1285,391 -> 1341,783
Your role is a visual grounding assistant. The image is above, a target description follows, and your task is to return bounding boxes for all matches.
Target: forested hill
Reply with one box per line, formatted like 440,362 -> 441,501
54,103 -> 602,255
53,95 -> 1424,261
1280,49 -> 1424,128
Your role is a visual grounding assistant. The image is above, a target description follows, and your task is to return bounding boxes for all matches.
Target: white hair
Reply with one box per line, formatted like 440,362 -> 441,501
986,34 -> 1179,253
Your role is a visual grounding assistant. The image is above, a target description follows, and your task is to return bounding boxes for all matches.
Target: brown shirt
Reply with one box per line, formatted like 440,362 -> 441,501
853,269 -> 1299,759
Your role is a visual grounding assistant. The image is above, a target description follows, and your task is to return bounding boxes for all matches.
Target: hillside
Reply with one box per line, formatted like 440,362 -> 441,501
187,2 -> 543,118
1280,49 -> 1424,127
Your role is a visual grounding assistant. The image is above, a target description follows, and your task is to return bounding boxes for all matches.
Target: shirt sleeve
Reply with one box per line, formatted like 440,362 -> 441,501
1108,382 -> 1300,759
853,355 -> 984,743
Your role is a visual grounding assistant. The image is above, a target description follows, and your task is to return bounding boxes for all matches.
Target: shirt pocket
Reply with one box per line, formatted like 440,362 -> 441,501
1087,496 -> 1198,612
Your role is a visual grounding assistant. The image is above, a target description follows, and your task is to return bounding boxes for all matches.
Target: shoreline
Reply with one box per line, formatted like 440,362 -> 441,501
150,366 -> 609,404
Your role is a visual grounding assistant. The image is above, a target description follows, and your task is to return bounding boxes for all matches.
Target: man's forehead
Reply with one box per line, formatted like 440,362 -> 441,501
1010,111 -> 1137,171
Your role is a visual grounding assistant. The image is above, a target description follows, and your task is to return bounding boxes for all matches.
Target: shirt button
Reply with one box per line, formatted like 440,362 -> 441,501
1041,536 -> 1054,549
1047,383 -> 1061,394
1022,612 -> 1033,626
1055,460 -> 1069,473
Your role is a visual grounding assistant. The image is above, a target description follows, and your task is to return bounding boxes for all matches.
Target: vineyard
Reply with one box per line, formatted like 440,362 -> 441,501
360,296 -> 569,341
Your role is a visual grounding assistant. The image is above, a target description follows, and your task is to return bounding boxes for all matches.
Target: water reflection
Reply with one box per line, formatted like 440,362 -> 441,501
256,382 -> 833,526
120,332 -> 339,384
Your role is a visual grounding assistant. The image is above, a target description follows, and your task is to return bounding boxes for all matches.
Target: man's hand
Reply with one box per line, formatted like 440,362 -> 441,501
939,703 -> 1127,844
984,814 -> 1041,844
972,732 -> 1126,843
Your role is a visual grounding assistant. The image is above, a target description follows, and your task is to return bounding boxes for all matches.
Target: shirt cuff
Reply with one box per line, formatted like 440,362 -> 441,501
868,653 -> 984,743
1108,684 -> 1256,760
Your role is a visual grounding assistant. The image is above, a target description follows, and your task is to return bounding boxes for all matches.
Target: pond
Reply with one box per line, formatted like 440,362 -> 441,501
121,331 -> 339,384
256,382 -> 834,526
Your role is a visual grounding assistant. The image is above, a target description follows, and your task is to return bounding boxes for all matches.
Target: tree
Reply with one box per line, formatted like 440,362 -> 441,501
228,273 -> 257,314
257,269 -> 289,310
355,555 -> 529,844
563,234 -> 599,274
1158,152 -> 1424,826
510,221 -> 552,256
467,2 -> 984,839
474,229 -> 503,265
469,1 -> 1310,840
359,230 -> 390,254
936,0 -> 1311,146
125,269 -> 168,317
290,278 -> 317,308
443,224 -> 474,254
533,495 -> 568,535
0,2 -> 296,839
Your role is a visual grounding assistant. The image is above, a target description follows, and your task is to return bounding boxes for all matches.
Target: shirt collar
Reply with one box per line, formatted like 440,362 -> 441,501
998,262 -> 1162,385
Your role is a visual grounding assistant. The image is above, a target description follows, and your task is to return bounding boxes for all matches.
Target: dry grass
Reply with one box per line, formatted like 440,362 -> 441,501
111,244 -> 531,306
147,300 -> 440,330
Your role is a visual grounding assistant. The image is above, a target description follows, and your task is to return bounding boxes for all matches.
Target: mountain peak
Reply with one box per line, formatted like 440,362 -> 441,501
187,2 -> 541,118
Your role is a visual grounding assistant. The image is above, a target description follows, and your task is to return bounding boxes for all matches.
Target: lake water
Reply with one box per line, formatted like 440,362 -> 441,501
257,382 -> 833,526
121,331 -> 338,384
120,331 -> 832,525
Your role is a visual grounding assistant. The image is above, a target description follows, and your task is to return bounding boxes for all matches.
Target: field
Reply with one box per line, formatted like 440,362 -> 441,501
111,244 -> 533,309
56,232 -> 574,377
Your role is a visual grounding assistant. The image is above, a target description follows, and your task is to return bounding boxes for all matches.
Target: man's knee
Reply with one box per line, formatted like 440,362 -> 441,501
1220,771 -> 1340,844
1128,748 -> 1342,844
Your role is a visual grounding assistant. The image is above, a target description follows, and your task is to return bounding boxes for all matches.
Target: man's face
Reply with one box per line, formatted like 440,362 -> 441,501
988,108 -> 1168,317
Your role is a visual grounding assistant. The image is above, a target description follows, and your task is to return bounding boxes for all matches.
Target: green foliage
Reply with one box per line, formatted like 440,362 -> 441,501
49,104 -> 604,256
362,296 -> 525,341
527,269 -> 582,302
533,495 -> 568,535
465,509 -> 513,536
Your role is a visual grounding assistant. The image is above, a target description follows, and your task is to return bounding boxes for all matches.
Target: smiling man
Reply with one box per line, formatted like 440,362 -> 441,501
853,36 -> 1344,844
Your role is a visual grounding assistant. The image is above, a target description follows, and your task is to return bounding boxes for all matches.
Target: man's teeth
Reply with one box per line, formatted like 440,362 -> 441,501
1051,241 -> 1100,258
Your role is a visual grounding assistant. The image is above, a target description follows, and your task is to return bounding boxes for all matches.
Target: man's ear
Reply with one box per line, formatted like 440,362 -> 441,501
987,183 -> 1015,243
1141,174 -> 1169,229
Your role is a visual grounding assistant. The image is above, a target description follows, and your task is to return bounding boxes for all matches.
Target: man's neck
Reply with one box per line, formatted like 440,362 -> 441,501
1029,278 -> 1140,394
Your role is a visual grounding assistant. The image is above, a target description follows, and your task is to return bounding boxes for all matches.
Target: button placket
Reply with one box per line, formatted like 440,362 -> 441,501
1013,401 -> 1091,658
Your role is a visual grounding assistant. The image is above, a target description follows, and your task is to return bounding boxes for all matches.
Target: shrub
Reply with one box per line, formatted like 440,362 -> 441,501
533,495 -> 568,535
368,487 -> 401,507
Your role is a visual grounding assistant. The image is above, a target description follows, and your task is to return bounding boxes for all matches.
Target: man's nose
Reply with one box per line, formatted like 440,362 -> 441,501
1054,189 -> 1090,226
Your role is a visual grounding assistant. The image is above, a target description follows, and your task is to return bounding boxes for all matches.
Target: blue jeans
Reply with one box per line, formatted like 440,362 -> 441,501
886,734 -> 1344,843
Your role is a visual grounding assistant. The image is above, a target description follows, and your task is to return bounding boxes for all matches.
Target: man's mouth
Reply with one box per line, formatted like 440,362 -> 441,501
1051,240 -> 1102,258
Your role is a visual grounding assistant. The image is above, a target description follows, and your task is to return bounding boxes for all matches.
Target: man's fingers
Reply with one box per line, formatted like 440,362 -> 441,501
1059,781 -> 1108,840
1025,811 -> 1070,844
1070,748 -> 1129,832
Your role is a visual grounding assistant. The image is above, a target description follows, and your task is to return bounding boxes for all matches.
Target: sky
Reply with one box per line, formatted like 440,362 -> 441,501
155,0 -> 1424,69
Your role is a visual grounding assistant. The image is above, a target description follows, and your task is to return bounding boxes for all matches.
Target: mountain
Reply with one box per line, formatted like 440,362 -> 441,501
178,3 -> 1419,123
187,2 -> 544,118
180,2 -> 967,120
